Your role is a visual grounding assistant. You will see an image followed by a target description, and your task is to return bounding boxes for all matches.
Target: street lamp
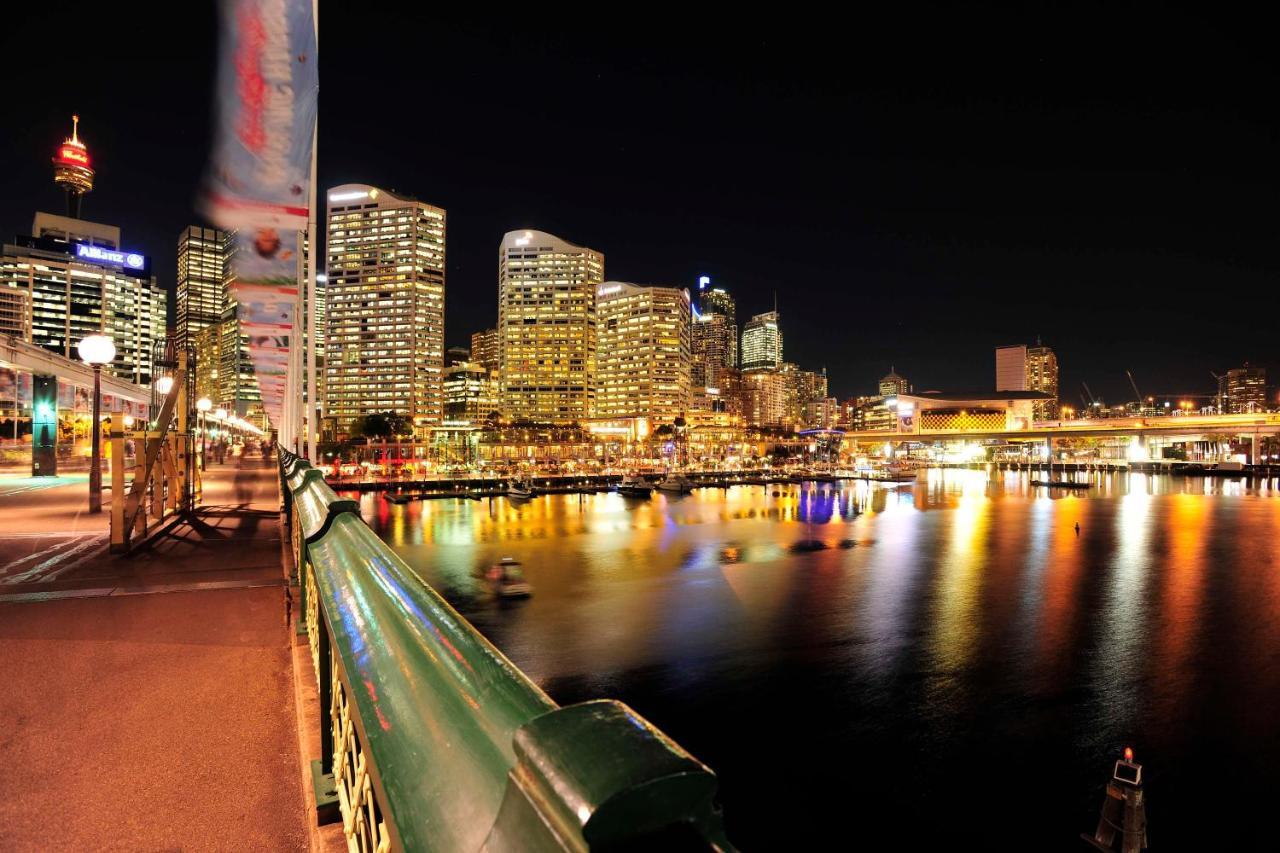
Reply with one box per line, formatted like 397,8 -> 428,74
77,334 -> 115,514
197,397 -> 212,470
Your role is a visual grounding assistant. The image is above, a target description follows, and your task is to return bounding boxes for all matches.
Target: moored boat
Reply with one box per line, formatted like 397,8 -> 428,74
617,474 -> 654,496
656,472 -> 695,493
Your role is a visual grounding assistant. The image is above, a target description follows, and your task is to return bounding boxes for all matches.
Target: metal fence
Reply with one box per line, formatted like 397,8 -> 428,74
278,448 -> 734,852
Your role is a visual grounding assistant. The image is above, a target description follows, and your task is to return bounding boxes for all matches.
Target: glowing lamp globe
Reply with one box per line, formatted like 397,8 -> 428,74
155,376 -> 174,395
197,397 -> 212,413
77,334 -> 115,366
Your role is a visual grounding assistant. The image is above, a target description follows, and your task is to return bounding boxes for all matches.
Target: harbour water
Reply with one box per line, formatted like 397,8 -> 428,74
345,470 -> 1280,849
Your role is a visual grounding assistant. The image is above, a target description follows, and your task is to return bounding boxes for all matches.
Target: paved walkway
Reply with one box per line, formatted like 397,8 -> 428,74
0,457 -> 309,851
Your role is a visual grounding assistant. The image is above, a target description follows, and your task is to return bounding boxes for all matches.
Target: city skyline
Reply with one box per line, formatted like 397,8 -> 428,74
1,7 -> 1276,404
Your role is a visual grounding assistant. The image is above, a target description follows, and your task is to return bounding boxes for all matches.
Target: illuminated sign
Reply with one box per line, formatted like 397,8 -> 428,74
698,275 -> 710,289
74,243 -> 147,271
56,145 -> 90,167
597,284 -> 622,297
328,190 -> 370,202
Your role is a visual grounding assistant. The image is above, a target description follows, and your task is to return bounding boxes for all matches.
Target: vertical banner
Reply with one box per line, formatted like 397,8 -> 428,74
203,0 -> 317,429
234,281 -> 297,424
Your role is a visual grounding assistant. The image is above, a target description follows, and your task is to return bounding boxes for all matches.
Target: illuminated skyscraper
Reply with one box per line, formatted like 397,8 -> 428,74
470,328 -> 500,373
692,277 -> 738,385
692,312 -> 736,388
1025,345 -> 1059,418
443,361 -> 499,424
996,343 -> 1058,418
324,184 -> 446,435
1220,365 -> 1266,413
742,368 -> 788,427
878,368 -> 910,397
740,311 -> 782,370
698,279 -> 736,322
2,214 -> 166,384
0,286 -> 30,338
176,226 -> 233,347
498,230 -> 604,423
596,282 -> 691,423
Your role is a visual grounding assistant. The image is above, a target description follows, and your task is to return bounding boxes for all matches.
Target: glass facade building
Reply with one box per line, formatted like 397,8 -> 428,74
498,230 -> 603,423
595,282 -> 691,424
324,184 -> 446,435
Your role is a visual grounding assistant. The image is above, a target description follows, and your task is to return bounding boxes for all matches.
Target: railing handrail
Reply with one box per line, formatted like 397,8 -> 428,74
280,450 -> 732,851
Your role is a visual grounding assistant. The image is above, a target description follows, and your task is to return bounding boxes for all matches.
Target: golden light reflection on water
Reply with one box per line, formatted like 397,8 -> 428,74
1148,493 -> 1210,712
926,492 -> 991,679
341,470 -> 1280,848
343,472 -> 1280,729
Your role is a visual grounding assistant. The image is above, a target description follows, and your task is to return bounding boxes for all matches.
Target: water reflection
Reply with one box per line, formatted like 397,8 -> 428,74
346,470 -> 1280,849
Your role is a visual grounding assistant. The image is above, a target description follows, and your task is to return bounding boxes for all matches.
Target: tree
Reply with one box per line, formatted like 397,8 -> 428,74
350,411 -> 413,440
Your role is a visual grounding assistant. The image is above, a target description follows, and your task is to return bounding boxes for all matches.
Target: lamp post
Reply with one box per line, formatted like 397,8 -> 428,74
77,334 -> 115,514
214,408 -> 227,463
197,397 -> 212,470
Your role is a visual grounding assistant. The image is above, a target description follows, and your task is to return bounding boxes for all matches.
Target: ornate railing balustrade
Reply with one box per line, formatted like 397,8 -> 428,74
277,449 -> 734,852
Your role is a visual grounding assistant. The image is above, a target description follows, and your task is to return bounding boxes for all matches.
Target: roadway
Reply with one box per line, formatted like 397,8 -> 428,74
0,457 -> 308,851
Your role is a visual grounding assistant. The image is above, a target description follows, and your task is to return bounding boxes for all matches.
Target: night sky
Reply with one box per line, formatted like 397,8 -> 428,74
2,5 -> 1276,403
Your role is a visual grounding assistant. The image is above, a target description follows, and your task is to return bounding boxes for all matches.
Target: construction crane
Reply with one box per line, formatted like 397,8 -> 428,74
1126,370 -> 1143,405
1210,372 -> 1225,412
1082,381 -> 1099,410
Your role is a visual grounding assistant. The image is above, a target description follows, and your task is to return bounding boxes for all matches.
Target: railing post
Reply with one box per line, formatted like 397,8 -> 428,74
317,611 -> 333,773
310,602 -> 340,825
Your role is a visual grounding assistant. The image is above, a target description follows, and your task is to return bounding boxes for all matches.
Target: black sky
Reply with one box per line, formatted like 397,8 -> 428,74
2,4 -> 1276,403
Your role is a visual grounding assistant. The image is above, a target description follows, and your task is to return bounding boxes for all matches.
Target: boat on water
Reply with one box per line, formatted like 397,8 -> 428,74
1029,479 -> 1091,488
507,478 -> 535,499
655,472 -> 695,493
858,464 -> 917,483
616,474 -> 653,497
481,557 -> 533,598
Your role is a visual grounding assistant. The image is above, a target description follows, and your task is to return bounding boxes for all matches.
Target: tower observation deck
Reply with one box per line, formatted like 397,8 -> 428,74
52,114 -> 94,218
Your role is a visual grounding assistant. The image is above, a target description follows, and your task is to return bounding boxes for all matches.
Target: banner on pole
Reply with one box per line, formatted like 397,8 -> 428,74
232,280 -> 297,430
204,0 -> 316,429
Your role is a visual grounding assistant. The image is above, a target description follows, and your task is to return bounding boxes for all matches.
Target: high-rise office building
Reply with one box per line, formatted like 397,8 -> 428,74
995,345 -> 1026,392
1026,345 -> 1059,419
218,307 -> 264,423
879,368 -> 910,397
498,230 -> 604,423
691,312 -> 736,388
996,343 -> 1058,418
698,279 -> 736,322
0,286 -> 30,338
740,311 -> 782,370
1,213 -> 166,384
176,226 -> 233,347
784,365 -> 828,428
443,361 -> 499,424
470,328 -> 500,373
595,282 -> 691,424
192,321 -> 223,405
324,184 -> 446,435
1220,365 -> 1266,413
742,368 -> 789,427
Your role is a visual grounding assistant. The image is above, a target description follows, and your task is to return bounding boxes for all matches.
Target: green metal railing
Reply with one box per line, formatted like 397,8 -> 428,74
277,449 -> 733,852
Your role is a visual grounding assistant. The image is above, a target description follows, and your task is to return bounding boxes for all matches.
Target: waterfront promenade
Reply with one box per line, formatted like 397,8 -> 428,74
0,458 -> 310,851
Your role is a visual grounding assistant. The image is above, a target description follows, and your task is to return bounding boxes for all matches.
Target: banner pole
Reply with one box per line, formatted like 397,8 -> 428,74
305,134 -> 318,459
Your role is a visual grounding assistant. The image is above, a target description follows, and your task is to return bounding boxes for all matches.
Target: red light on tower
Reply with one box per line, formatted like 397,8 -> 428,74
1123,746 -> 1134,762
52,114 -> 94,218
